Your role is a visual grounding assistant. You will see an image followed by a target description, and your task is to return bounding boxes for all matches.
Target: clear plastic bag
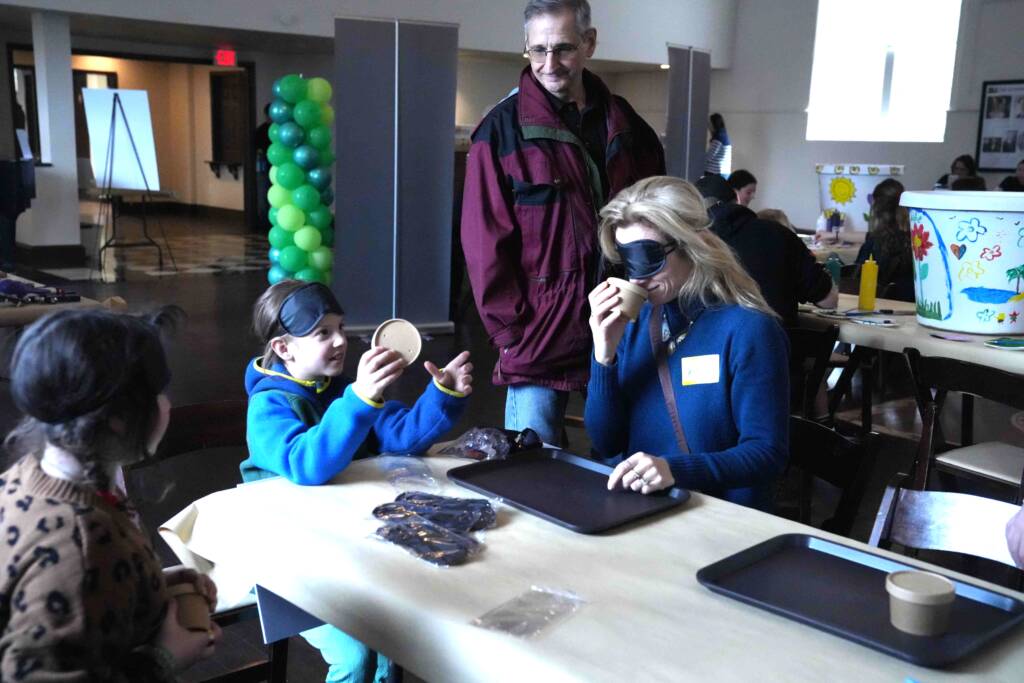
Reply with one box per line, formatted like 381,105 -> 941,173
373,491 -> 496,533
375,515 -> 481,566
436,427 -> 542,460
375,455 -> 440,492
471,586 -> 586,638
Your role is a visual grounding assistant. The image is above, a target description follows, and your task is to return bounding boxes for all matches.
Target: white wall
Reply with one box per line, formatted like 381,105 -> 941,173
456,55 -> 524,127
602,70 -> 669,137
709,0 -> 1024,228
2,0 -> 738,67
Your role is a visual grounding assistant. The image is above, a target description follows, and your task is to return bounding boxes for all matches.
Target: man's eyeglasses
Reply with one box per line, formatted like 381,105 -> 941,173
524,42 -> 582,62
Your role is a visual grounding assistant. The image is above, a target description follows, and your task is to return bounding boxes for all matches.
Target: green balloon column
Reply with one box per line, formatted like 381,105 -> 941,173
265,74 -> 336,285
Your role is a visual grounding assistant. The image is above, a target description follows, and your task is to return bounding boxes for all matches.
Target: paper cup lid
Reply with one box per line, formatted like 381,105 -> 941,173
371,319 -> 422,365
886,570 -> 955,605
607,277 -> 649,299
166,582 -> 199,597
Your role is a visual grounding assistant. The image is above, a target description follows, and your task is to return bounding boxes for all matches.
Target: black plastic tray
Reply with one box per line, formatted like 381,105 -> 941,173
697,533 -> 1024,668
447,448 -> 690,534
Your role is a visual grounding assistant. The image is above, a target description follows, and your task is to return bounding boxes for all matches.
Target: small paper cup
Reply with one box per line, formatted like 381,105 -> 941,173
167,582 -> 211,632
606,277 -> 648,322
885,570 -> 955,636
371,318 -> 422,365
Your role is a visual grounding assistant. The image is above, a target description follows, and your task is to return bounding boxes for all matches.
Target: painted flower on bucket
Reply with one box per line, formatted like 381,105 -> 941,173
955,217 -> 988,244
911,223 -> 933,261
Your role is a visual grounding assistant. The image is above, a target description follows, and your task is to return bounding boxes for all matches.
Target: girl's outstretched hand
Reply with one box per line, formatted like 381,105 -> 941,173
425,351 -> 473,395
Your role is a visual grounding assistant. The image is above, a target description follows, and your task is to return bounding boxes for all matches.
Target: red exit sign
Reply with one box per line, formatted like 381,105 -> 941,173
214,49 -> 237,67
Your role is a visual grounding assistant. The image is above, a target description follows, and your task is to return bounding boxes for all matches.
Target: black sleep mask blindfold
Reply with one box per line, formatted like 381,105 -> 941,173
278,283 -> 344,337
615,239 -> 677,280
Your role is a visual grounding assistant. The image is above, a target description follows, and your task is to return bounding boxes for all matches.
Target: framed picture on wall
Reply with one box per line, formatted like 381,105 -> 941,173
976,79 -> 1024,172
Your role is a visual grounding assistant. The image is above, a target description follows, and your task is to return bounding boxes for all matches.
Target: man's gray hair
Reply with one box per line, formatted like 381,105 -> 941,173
524,0 -> 592,35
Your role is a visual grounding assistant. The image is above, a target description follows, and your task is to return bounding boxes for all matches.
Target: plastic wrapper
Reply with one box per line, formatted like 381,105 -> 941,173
0,278 -> 80,305
437,427 -> 542,460
373,491 -> 496,532
375,455 -> 440,492
375,516 -> 480,566
471,586 -> 585,638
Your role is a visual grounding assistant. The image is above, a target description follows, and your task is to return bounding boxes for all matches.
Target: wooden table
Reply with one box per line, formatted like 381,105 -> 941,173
799,294 -> 1024,373
0,274 -> 103,328
799,294 -> 1024,433
164,457 -> 1024,682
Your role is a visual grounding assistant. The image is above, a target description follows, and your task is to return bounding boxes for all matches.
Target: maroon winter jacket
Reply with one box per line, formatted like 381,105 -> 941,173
461,68 -> 665,391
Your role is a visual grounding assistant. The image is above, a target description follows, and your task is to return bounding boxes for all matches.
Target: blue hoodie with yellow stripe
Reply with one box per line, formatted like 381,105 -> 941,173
241,359 -> 467,485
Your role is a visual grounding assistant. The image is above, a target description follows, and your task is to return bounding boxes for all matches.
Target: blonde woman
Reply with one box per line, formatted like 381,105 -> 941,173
585,176 -> 789,511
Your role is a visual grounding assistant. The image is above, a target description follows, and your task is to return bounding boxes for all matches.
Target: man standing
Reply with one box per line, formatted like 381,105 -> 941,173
461,0 -> 664,446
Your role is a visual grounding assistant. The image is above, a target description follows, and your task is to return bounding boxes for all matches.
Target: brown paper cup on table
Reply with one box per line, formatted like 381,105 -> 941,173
606,277 -> 648,322
167,582 -> 211,632
885,570 -> 955,636
371,318 -> 422,365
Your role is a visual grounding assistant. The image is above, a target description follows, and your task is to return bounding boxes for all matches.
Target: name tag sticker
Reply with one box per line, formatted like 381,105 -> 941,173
681,354 -> 720,386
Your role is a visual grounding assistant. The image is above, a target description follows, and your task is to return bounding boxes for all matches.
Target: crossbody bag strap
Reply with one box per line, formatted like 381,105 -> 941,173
648,304 -> 690,455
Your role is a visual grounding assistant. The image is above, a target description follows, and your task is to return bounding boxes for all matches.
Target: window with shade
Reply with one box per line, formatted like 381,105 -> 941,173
805,0 -> 962,142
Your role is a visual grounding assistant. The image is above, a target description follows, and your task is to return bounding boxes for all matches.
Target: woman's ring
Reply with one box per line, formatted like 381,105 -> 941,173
633,469 -> 646,482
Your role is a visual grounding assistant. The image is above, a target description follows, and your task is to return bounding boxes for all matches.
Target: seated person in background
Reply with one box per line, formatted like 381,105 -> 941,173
999,159 -> 1024,192
696,173 -> 837,326
951,176 -> 987,191
243,280 -> 471,683
728,169 -> 757,206
756,207 -> 796,231
934,154 -> 981,189
585,176 -> 789,511
855,179 -> 914,302
1,308 -> 220,680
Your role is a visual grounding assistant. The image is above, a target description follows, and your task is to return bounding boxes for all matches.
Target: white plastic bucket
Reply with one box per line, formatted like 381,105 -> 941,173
900,190 -> 1024,334
816,163 -> 904,231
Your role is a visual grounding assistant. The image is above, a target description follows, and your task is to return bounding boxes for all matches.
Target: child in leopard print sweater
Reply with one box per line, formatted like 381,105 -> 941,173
0,309 -> 220,681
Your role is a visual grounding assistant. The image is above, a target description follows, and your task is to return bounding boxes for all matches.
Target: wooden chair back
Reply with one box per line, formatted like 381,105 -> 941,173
904,347 -> 1024,495
787,415 -> 872,535
156,399 -> 248,460
786,325 -> 839,419
870,474 -> 1021,569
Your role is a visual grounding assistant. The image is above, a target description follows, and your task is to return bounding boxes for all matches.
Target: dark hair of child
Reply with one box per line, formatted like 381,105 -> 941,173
252,279 -> 312,368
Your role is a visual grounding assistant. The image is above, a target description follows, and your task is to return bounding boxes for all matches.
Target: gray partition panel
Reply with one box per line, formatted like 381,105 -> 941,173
334,18 -> 396,325
396,22 -> 458,325
664,47 -> 691,179
687,50 -> 711,182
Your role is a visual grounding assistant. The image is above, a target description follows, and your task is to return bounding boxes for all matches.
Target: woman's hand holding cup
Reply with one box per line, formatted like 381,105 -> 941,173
588,279 -> 647,366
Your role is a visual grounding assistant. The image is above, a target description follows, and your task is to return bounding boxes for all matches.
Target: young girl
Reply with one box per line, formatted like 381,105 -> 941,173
0,308 -> 219,681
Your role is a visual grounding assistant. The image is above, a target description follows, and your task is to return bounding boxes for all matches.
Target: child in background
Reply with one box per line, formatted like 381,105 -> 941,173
0,309 -> 220,681
243,280 -> 472,683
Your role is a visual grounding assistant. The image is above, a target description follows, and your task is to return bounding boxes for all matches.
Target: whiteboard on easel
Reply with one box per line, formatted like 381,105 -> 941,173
82,88 -> 161,191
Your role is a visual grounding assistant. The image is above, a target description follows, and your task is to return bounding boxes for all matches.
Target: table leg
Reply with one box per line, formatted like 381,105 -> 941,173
828,345 -> 875,437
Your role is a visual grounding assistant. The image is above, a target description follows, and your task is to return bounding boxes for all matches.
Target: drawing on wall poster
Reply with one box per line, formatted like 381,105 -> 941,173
977,80 -> 1024,172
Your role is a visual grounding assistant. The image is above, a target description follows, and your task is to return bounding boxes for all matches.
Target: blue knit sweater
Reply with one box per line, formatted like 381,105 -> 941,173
585,299 -> 789,510
242,360 -> 467,485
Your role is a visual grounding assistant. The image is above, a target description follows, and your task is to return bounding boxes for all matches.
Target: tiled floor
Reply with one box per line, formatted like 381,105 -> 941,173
42,203 -> 270,281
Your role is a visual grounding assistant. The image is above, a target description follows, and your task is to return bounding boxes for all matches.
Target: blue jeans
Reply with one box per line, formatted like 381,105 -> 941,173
504,384 -> 569,447
301,624 -> 390,683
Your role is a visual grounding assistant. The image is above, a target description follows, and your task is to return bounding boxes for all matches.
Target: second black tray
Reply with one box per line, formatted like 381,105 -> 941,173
447,448 -> 690,534
697,533 -> 1024,668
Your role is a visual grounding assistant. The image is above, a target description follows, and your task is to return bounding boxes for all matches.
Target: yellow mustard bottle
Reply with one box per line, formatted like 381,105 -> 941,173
859,256 -> 878,311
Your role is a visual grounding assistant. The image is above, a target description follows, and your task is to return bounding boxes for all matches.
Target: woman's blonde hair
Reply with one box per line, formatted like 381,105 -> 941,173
598,176 -> 776,318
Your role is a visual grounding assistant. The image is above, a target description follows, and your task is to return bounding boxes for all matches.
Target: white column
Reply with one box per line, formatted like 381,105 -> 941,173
17,11 -> 80,248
